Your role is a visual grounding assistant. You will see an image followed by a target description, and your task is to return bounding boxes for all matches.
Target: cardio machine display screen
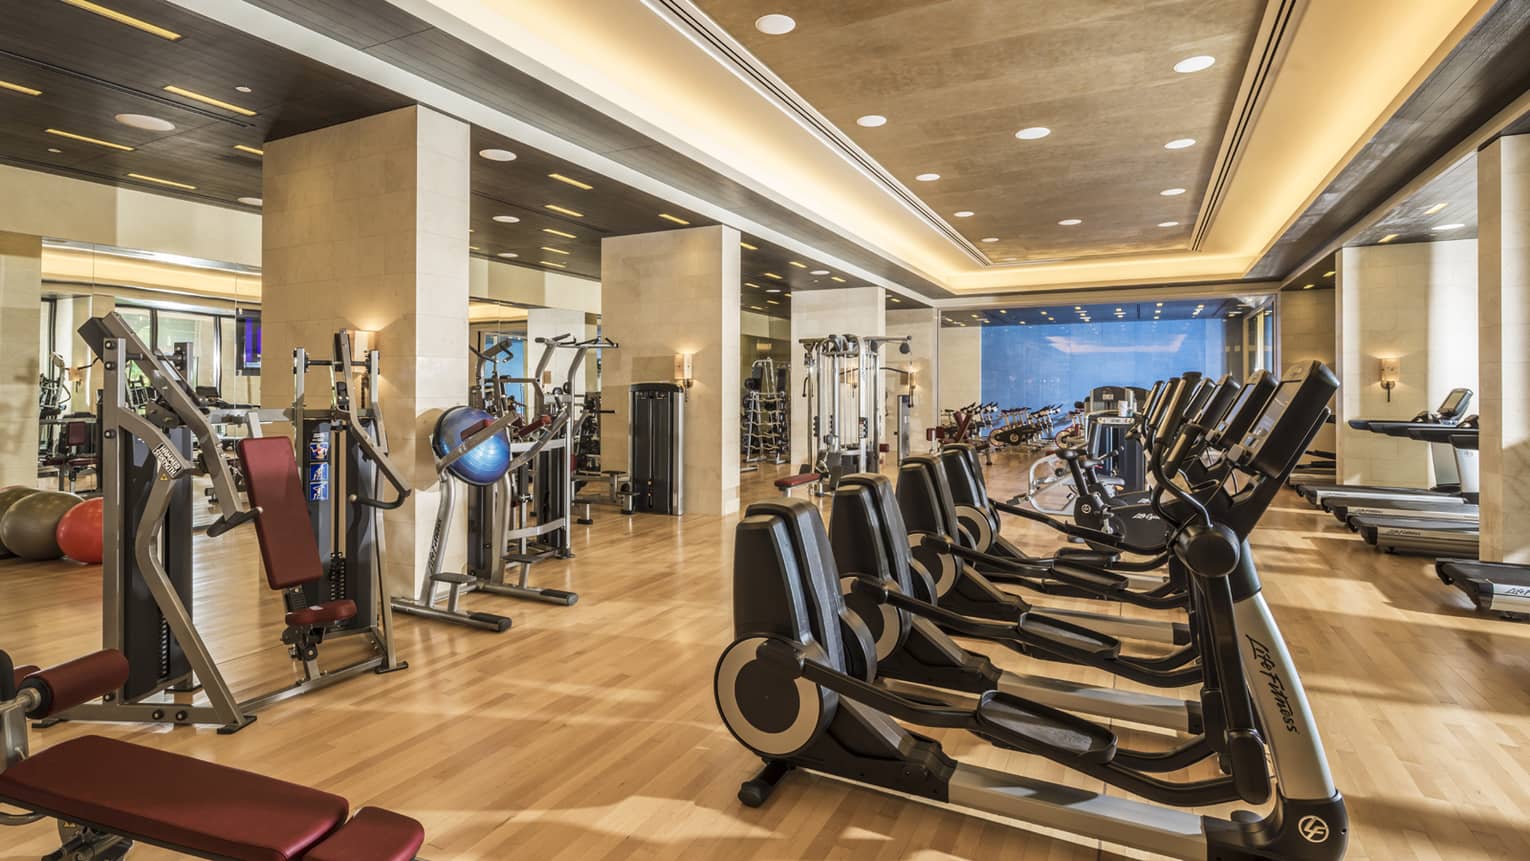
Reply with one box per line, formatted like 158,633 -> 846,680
1239,380 -> 1296,460
235,310 -> 261,377
1440,388 -> 1468,417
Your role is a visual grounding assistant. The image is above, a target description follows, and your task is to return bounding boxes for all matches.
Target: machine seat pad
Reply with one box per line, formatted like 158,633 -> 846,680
774,473 -> 820,489
286,600 -> 358,629
302,807 -> 425,861
0,735 -> 349,861
1054,547 -> 1119,566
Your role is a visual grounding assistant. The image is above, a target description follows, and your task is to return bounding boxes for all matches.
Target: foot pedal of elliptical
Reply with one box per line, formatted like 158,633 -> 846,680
974,691 -> 1117,764
1049,563 -> 1129,592
1017,613 -> 1122,659
1055,547 -> 1120,566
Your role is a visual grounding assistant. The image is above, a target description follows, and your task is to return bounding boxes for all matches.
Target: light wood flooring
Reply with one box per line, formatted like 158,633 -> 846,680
3,453 -> 1529,859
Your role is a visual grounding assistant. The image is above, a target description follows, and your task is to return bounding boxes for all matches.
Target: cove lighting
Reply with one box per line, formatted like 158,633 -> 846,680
857,115 -> 887,128
548,173 -> 593,190
493,215 -> 520,223
163,86 -> 256,116
1173,55 -> 1215,74
0,80 -> 42,96
232,144 -> 264,156
540,246 -> 570,255
1164,138 -> 1196,150
127,172 -> 195,190
46,129 -> 133,151
543,228 -> 576,239
1015,127 -> 1050,140
1160,188 -> 1186,196
658,213 -> 690,225
60,1 -> 182,40
916,173 -> 940,181
755,14 -> 796,35
478,148 -> 516,161
544,204 -> 584,217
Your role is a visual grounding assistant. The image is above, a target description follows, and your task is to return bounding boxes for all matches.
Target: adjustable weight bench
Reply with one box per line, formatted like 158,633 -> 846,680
774,472 -> 821,497
1,649 -> 426,860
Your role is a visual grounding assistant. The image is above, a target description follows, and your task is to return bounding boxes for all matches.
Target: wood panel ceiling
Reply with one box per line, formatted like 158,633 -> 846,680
1349,154 -> 1478,248
940,295 -> 1251,328
690,0 -> 1265,264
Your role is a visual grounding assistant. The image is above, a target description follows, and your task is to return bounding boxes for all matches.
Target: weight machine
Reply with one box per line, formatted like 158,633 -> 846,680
799,334 -> 911,493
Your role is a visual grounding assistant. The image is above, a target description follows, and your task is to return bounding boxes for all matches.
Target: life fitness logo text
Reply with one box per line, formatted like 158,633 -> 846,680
1245,635 -> 1300,734
1298,815 -> 1330,843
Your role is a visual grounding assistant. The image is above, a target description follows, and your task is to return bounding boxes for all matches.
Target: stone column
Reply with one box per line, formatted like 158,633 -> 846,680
0,232 -> 41,488
262,106 -> 471,595
1335,240 -> 1477,486
886,307 -> 939,458
600,225 -> 741,516
1277,289 -> 1337,453
790,287 -> 885,467
1478,135 -> 1530,563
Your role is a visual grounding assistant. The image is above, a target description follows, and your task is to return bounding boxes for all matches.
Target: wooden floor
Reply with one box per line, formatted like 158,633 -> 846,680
4,452 -> 1529,860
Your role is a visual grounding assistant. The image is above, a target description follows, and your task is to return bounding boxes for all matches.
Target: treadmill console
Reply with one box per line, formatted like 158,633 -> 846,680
1229,361 -> 1340,478
1438,387 -> 1473,421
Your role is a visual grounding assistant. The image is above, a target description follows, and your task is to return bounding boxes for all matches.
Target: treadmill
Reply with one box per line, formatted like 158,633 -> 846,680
1436,426 -> 1530,619
1351,424 -> 1479,556
1323,416 -> 1479,523
1296,387 -> 1473,507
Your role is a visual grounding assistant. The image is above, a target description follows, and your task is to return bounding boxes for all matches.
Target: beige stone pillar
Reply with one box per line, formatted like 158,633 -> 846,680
790,287 -> 886,467
1335,240 -> 1477,486
262,106 -> 471,594
886,307 -> 940,457
0,232 -> 42,488
600,226 -> 741,516
1277,289 -> 1337,452
1478,135 -> 1530,563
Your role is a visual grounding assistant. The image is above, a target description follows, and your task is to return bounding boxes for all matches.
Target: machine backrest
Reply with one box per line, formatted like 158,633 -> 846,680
237,437 -> 325,591
741,499 -> 848,675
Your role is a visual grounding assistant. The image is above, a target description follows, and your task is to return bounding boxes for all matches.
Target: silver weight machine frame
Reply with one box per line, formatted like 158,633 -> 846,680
800,334 -> 911,493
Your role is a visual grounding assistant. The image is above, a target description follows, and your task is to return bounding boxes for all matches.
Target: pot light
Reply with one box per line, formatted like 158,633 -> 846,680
540,260 -> 567,269
46,129 -> 133,151
232,144 -> 264,156
0,80 -> 42,96
493,215 -> 520,224
981,237 -> 999,243
810,269 -> 829,275
60,1 -> 182,40
544,204 -> 584,217
543,228 -> 576,239
1015,127 -> 1051,140
658,213 -> 690,225
830,276 -> 846,283
1423,202 -> 1448,215
1324,270 -> 1335,277
740,241 -> 758,250
1302,283 -> 1314,290
46,148 -> 61,154
163,85 -> 256,116
755,13 -> 796,35
1164,138 -> 1196,150
115,113 -> 175,131
235,86 -> 253,94
1173,55 -> 1216,74
857,115 -> 887,128
1158,221 -> 1180,227
1160,188 -> 1186,196
954,211 -> 974,218
1057,219 -> 1082,226
1379,233 -> 1399,243
127,172 -> 195,190
788,261 -> 807,269
891,297 -> 903,303
766,288 -> 783,294
469,246 -> 480,252
548,172 -> 593,190
497,252 -> 518,258
763,272 -> 783,280
915,173 -> 940,182
237,196 -> 263,207
1432,223 -> 1465,231
479,148 -> 516,161
540,246 -> 570,255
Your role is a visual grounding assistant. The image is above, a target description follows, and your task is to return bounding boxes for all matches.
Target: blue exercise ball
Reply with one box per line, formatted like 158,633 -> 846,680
434,406 -> 512,486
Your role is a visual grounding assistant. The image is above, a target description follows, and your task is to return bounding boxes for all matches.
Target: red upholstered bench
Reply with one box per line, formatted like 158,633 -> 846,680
774,472 -> 821,497
0,649 -> 426,861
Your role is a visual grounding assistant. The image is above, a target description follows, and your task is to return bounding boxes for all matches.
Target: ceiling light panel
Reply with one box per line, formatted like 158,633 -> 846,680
232,144 -> 264,156
60,0 -> 182,40
127,172 -> 195,190
543,228 -> 576,239
548,172 -> 593,190
46,128 -> 133,151
544,204 -> 584,217
163,85 -> 256,116
0,80 -> 42,96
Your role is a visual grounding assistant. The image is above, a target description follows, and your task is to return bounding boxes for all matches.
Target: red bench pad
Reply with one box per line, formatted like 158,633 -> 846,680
286,600 -> 358,629
302,807 -> 425,861
237,437 -> 326,591
774,474 -> 820,489
0,735 -> 348,861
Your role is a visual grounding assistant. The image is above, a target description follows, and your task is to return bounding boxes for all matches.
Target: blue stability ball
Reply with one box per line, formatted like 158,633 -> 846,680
434,406 -> 513,486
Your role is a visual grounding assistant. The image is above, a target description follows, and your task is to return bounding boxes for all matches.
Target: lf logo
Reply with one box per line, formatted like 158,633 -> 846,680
1298,815 -> 1330,843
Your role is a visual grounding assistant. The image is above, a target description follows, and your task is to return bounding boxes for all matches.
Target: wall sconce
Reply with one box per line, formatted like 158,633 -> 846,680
674,352 -> 694,389
1379,357 -> 1400,402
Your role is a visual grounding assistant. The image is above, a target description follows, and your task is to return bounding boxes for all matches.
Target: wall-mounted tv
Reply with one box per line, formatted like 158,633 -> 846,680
235,309 -> 261,376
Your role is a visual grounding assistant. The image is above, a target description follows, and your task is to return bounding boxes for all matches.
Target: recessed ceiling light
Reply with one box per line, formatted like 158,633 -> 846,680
954,211 -> 974,218
493,215 -> 520,223
755,13 -> 796,35
763,272 -> 783,280
766,299 -> 781,305
469,246 -> 480,252
1164,138 -> 1196,150
46,147 -> 61,154
981,237 -> 999,243
915,173 -> 940,182
766,287 -> 783,294
891,296 -> 903,303
658,213 -> 690,225
497,252 -> 518,258
750,305 -> 764,311
540,246 -> 570,255
1173,55 -> 1216,74
810,269 -> 830,275
232,144 -> 264,156
1379,233 -> 1399,243
163,85 -> 255,116
46,128 -> 133,151
544,204 -> 584,217
548,172 -> 593,190
235,86 -> 253,94
1015,127 -> 1051,140
1323,270 -> 1335,277
115,113 -> 175,131
830,276 -> 846,283
1158,221 -> 1180,227
1302,283 -> 1314,290
0,80 -> 42,96
1432,223 -> 1465,231
740,241 -> 758,251
857,114 -> 887,128
1160,187 -> 1186,196
60,1 -> 182,40
788,261 -> 807,268
543,228 -> 576,239
1057,218 -> 1082,226
237,196 -> 262,207
127,172 -> 195,190
1423,202 -> 1448,216
540,260 -> 567,269
479,148 -> 516,161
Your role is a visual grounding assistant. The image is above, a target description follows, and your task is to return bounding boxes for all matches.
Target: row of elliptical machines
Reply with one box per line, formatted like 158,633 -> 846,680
715,361 -> 1349,860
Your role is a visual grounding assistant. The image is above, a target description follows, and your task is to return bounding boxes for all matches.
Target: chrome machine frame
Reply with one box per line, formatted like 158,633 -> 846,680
800,334 -> 912,492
